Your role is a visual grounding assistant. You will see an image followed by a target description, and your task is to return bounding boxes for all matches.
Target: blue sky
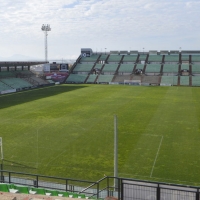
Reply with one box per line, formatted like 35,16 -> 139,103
0,0 -> 200,60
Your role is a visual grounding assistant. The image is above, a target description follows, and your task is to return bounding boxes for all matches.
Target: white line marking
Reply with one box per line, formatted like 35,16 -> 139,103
150,136 -> 163,178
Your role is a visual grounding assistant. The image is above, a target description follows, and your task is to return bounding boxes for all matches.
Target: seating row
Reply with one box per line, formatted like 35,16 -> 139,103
73,63 -> 200,74
0,183 -> 91,199
1,78 -> 32,89
79,54 -> 200,63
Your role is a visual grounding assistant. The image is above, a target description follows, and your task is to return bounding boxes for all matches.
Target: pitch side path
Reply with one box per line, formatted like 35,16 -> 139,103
0,84 -> 200,186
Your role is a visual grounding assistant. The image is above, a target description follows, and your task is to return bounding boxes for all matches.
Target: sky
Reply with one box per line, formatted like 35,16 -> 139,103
0,0 -> 200,61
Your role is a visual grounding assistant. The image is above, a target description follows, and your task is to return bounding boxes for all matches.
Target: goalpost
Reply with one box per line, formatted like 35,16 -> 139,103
124,80 -> 141,85
0,137 -> 3,160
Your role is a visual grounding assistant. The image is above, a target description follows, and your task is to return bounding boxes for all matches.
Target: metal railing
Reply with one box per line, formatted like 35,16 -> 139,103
0,168 -> 200,200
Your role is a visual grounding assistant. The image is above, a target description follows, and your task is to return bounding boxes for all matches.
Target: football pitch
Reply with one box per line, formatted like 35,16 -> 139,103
0,84 -> 200,186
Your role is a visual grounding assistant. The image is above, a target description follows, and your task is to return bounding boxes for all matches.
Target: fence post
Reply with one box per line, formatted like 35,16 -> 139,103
9,172 -> 11,184
196,189 -> 199,200
36,175 -> 38,188
107,177 -> 109,197
97,182 -> 99,199
0,163 -> 3,183
121,179 -> 123,200
66,179 -> 68,191
157,184 -> 160,200
118,178 -> 121,200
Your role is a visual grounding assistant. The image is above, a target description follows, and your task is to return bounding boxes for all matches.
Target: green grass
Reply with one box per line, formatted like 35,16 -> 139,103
0,84 -> 200,186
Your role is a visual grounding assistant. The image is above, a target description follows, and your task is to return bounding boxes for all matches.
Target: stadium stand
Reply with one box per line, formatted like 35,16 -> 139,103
110,51 -> 119,55
66,74 -> 87,83
181,55 -> 189,61
112,75 -> 132,83
102,64 -> 118,73
97,75 -> 114,83
180,76 -> 189,86
120,51 -> 128,55
94,64 -> 103,70
145,64 -> 161,74
162,64 -> 179,74
164,55 -> 179,62
29,76 -> 49,85
65,50 -> 200,87
0,71 -> 15,78
138,55 -> 147,61
192,76 -> 200,86
181,65 -> 189,70
74,63 -> 94,72
118,64 -> 134,74
98,54 -> 108,61
86,74 -> 97,83
160,76 -> 178,85
80,55 -> 99,63
1,78 -> 32,89
0,81 -> 12,91
160,50 -> 169,55
123,55 -> 137,63
142,76 -> 161,85
191,55 -> 200,62
191,64 -> 200,74
107,55 -> 122,62
148,55 -> 163,62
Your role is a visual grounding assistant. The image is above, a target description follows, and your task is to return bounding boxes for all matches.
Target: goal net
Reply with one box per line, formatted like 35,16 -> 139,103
124,80 -> 141,85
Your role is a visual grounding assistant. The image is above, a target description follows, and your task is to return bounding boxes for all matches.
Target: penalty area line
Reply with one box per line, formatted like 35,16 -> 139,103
150,136 -> 163,178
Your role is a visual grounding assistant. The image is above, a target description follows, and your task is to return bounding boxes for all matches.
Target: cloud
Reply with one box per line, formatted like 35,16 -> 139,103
0,0 -> 200,59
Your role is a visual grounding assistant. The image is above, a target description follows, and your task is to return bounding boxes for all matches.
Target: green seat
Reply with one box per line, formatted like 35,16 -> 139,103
45,189 -> 59,196
57,191 -> 69,197
15,186 -> 29,194
69,192 -> 78,198
78,194 -> 86,198
31,187 -> 46,195
7,184 -> 16,189
0,184 -> 9,192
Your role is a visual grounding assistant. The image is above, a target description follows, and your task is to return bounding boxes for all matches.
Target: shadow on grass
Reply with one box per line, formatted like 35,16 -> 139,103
0,85 -> 87,110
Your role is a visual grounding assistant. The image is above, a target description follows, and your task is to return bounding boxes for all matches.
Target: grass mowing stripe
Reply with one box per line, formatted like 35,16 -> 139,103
150,136 -> 163,178
1,85 -> 200,185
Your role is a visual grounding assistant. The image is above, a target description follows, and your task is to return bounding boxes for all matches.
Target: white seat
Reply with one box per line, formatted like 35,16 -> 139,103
9,189 -> 18,193
46,192 -> 51,196
29,190 -> 37,194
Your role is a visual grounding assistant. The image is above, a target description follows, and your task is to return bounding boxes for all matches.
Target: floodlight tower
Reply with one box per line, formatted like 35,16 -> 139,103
41,24 -> 51,62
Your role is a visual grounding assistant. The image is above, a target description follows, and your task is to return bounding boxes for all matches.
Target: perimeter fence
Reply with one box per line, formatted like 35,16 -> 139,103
0,168 -> 199,200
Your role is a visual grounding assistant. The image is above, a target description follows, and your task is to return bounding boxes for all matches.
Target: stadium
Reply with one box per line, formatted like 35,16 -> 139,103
0,48 -> 200,200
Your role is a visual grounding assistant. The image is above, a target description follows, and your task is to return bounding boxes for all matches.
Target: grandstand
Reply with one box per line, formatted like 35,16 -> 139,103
65,49 -> 200,86
0,61 -> 55,94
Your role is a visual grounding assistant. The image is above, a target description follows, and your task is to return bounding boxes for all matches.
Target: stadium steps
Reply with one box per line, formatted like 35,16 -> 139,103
94,64 -> 105,83
160,55 -> 165,75
135,54 -> 140,63
23,77 -> 39,86
143,64 -> 147,74
105,54 -> 110,64
189,76 -> 192,86
145,54 -> 149,63
178,76 -> 180,86
115,55 -> 124,74
179,53 -> 181,64
70,55 -> 82,73
84,55 -> 101,83
132,63 -> 137,74
142,54 -> 149,73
